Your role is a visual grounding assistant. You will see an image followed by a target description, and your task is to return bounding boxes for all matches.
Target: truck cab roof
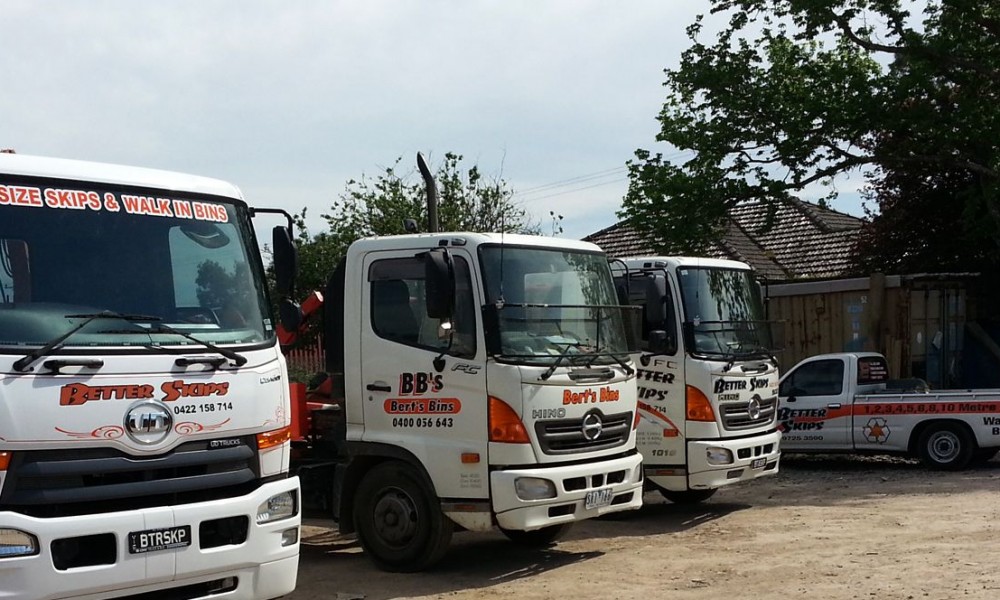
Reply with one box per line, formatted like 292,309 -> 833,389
0,152 -> 243,199
618,256 -> 754,271
349,232 -> 606,254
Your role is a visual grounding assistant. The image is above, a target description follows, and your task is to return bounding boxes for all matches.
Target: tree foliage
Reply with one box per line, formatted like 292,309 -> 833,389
622,0 -> 1000,270
292,152 -> 538,298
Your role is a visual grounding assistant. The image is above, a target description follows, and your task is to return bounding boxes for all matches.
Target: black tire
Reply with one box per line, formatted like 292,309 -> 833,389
917,423 -> 974,470
658,487 -> 717,505
353,461 -> 453,571
499,523 -> 573,548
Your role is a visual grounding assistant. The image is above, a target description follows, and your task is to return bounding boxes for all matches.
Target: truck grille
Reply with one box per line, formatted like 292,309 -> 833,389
720,396 -> 778,430
0,437 -> 260,518
535,410 -> 632,455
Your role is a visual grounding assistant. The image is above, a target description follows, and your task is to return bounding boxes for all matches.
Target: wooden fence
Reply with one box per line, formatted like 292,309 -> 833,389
284,337 -> 325,377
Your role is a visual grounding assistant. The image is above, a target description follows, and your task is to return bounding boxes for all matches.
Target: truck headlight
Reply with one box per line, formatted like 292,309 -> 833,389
256,491 -> 298,524
0,529 -> 38,558
706,447 -> 734,465
514,477 -> 557,500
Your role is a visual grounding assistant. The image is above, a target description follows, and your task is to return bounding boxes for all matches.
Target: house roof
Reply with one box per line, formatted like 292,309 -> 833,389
584,199 -> 864,281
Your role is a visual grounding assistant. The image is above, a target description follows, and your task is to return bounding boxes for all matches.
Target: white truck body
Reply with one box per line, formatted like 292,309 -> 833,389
314,233 -> 644,570
617,256 -> 781,502
0,154 -> 300,599
778,352 -> 1000,469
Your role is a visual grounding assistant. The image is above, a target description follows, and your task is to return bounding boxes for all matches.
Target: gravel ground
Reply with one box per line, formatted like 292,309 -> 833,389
287,454 -> 1000,600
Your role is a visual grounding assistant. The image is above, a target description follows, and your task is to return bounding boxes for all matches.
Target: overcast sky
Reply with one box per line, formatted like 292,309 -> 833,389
2,1 -> 865,241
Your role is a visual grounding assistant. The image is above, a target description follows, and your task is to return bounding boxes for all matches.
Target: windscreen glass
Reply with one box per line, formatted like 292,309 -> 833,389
0,178 -> 271,350
676,266 -> 771,358
479,245 -> 638,365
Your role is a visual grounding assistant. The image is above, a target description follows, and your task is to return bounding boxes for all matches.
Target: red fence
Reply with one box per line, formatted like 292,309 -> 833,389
284,337 -> 325,376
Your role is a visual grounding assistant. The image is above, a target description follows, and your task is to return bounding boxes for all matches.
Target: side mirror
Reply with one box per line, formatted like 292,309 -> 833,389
645,275 -> 668,324
272,226 -> 298,298
647,329 -> 677,356
278,298 -> 303,334
424,248 -> 455,319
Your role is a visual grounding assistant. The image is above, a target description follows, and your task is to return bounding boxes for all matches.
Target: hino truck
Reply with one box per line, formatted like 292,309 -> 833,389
281,232 -> 645,571
779,352 -> 1000,469
613,257 -> 781,503
0,153 -> 300,599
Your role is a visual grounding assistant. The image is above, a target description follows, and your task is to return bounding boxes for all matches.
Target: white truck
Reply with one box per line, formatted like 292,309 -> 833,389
612,257 -> 782,503
285,233 -> 645,571
0,153 -> 300,599
778,352 -> 1000,469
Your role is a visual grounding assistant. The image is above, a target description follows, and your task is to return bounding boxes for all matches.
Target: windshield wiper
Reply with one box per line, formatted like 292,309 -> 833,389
106,322 -> 248,367
12,311 -> 161,372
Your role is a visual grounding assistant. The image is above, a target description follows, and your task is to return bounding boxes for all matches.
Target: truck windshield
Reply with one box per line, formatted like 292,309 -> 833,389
676,266 -> 771,358
0,179 -> 272,351
479,245 -> 638,366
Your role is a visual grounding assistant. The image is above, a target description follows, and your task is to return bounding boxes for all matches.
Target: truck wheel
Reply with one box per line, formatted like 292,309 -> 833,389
658,488 -> 717,505
499,523 -> 573,548
917,424 -> 974,470
353,461 -> 453,571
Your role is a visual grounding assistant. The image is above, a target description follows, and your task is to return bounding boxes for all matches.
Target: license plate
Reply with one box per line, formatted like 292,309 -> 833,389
584,487 -> 614,510
750,458 -> 767,470
128,525 -> 192,554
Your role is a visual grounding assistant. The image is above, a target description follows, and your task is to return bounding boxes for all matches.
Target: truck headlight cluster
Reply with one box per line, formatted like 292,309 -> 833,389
706,447 -> 734,465
0,528 -> 38,559
256,491 -> 298,525
514,477 -> 557,500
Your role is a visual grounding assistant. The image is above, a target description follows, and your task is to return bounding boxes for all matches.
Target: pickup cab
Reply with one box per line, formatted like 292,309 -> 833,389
778,352 -> 1000,469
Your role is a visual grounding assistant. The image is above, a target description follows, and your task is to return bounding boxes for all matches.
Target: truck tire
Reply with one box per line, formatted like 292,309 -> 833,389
353,461 -> 453,571
658,487 -> 717,505
917,423 -> 974,470
499,523 -> 573,548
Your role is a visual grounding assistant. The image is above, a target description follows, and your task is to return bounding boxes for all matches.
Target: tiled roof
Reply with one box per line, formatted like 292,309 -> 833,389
584,199 -> 863,281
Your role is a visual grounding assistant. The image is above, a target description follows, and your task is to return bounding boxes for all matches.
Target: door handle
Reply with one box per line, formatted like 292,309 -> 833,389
827,403 -> 842,409
366,383 -> 392,392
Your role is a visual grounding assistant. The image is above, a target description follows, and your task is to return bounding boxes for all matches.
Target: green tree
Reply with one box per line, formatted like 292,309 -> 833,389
291,152 -> 539,307
622,0 -> 1000,266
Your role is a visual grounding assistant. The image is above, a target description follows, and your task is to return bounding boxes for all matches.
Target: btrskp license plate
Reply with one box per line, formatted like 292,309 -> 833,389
584,487 -> 614,509
750,458 -> 767,469
128,525 -> 192,554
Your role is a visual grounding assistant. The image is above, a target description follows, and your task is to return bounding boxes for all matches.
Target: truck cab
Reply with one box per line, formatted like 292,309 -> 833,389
297,233 -> 645,570
0,154 -> 300,600
614,256 -> 782,503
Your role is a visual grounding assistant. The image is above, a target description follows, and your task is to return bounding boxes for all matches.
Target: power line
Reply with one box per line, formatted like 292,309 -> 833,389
514,166 -> 627,197
519,176 -> 630,203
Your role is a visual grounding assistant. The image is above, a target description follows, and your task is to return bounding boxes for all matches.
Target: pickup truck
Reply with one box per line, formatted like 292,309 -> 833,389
778,352 -> 1000,469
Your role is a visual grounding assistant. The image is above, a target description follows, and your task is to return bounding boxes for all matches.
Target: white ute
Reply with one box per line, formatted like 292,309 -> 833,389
779,352 -> 1000,469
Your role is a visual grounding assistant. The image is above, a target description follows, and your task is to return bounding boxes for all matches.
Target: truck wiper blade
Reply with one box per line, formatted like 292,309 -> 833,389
538,342 -> 583,381
12,311 -> 162,372
144,323 -> 248,367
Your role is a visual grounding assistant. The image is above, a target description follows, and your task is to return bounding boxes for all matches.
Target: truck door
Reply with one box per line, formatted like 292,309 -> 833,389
359,249 -> 489,500
778,357 -> 851,449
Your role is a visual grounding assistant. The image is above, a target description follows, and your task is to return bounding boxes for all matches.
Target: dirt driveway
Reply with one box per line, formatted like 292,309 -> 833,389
288,455 -> 1000,600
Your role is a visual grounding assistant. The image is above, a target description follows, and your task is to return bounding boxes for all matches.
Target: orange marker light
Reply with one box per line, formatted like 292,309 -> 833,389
488,396 -> 530,443
0,451 -> 10,471
686,386 -> 716,422
257,426 -> 292,450
461,453 -> 480,464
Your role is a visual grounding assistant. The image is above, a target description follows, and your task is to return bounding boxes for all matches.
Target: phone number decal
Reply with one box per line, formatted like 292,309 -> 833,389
391,417 -> 455,428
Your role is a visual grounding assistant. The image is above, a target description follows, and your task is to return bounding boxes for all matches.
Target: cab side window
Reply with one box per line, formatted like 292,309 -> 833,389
369,256 -> 476,358
780,359 -> 845,396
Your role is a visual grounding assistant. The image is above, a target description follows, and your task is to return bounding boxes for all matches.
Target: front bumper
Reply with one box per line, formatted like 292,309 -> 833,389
0,477 -> 300,600
685,430 -> 781,489
491,452 -> 643,531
